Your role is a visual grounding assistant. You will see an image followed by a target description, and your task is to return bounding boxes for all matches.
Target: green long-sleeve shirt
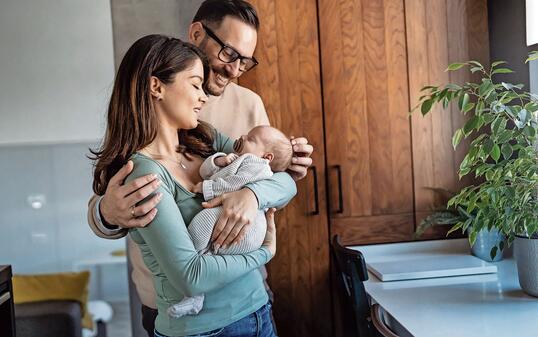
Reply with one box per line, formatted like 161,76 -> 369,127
127,131 -> 296,336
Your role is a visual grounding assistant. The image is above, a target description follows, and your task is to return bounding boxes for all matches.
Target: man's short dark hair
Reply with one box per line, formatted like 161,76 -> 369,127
193,0 -> 259,31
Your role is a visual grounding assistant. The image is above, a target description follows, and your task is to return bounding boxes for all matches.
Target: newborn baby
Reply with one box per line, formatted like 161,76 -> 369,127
168,125 -> 293,318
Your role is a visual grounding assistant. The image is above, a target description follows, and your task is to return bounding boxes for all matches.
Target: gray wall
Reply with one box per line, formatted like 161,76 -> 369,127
111,0 -> 204,67
0,0 -> 114,145
0,142 -> 128,301
488,0 -> 531,87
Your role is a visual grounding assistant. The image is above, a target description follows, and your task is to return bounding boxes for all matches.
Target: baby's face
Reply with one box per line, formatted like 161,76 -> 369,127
233,126 -> 270,158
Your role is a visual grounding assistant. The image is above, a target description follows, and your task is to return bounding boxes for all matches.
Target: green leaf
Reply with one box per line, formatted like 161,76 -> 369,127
452,129 -> 464,149
463,102 -> 475,113
497,130 -> 514,143
501,143 -> 513,159
483,138 -> 494,154
526,51 -> 538,63
523,125 -> 536,138
420,85 -> 437,92
469,229 -> 478,246
491,60 -> 507,68
463,115 -> 480,135
421,98 -> 434,115
514,109 -> 528,128
501,82 -> 514,90
491,144 -> 501,161
491,117 -> 507,135
458,93 -> 470,111
492,68 -> 514,75
446,62 -> 466,71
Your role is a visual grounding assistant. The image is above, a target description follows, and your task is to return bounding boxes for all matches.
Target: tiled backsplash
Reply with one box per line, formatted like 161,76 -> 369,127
0,141 -> 128,300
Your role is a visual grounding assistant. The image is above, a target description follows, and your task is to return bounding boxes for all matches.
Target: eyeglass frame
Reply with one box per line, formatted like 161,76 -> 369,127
201,23 -> 259,72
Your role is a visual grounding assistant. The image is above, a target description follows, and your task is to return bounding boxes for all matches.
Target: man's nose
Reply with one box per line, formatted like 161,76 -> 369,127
224,59 -> 242,78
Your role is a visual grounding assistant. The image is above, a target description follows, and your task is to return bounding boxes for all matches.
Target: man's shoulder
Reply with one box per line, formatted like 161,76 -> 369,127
225,82 -> 263,104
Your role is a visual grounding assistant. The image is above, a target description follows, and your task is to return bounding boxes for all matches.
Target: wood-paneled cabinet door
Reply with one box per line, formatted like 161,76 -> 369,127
318,0 -> 415,245
239,1 -> 331,336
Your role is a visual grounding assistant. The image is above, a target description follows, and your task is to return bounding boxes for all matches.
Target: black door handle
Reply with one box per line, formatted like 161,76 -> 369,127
332,165 -> 343,214
308,166 -> 319,215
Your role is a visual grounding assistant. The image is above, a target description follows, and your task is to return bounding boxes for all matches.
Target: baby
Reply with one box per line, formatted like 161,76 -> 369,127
167,125 -> 293,318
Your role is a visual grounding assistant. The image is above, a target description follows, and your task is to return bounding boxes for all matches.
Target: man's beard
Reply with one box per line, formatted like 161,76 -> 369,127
204,68 -> 230,96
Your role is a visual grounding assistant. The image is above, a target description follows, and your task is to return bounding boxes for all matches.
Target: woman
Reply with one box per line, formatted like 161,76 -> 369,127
91,35 -> 295,336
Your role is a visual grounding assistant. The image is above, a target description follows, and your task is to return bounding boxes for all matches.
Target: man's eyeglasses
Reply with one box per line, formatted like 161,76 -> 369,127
202,24 -> 258,72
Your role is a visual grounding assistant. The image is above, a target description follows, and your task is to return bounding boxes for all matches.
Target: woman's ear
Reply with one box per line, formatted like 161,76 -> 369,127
150,76 -> 164,100
262,153 -> 274,162
189,22 -> 205,46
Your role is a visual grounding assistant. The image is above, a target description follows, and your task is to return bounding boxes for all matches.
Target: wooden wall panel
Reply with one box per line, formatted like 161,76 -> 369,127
406,0 -> 490,238
238,0 -> 331,336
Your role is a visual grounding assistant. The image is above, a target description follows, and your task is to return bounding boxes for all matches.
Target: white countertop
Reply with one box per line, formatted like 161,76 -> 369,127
350,239 -> 538,337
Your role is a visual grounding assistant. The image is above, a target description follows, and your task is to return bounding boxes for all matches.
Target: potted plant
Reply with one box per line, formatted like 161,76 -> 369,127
414,188 -> 506,262
415,54 -> 538,296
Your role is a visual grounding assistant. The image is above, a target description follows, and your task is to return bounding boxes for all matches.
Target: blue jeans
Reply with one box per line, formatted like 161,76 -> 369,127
155,302 -> 277,337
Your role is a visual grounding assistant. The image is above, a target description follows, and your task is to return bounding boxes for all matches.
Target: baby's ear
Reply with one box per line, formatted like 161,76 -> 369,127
262,153 -> 274,162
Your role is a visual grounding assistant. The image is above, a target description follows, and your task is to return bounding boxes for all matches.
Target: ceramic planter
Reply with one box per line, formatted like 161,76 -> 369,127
514,235 -> 538,297
469,228 -> 505,262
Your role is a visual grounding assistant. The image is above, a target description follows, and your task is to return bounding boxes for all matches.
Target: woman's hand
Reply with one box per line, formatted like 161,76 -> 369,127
202,188 -> 259,250
288,136 -> 314,181
262,208 -> 277,256
100,161 -> 162,228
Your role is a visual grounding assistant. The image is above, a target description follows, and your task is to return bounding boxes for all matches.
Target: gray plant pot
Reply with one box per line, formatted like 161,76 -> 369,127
470,228 -> 505,262
514,235 -> 538,297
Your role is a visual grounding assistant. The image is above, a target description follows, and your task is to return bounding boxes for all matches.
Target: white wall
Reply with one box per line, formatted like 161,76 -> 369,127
0,0 -> 115,145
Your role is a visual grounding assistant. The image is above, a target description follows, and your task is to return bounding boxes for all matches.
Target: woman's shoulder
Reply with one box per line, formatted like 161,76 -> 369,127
127,153 -> 174,187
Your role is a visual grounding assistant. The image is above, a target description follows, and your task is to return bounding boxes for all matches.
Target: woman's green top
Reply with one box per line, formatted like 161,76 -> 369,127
127,131 -> 296,336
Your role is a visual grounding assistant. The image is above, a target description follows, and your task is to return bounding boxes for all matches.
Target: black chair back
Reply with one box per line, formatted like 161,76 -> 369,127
331,235 -> 375,337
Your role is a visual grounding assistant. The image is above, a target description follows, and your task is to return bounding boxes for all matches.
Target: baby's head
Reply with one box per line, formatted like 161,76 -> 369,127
233,125 -> 293,172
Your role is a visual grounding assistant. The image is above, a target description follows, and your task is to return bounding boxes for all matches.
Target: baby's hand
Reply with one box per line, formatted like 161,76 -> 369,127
193,182 -> 203,194
215,153 -> 239,167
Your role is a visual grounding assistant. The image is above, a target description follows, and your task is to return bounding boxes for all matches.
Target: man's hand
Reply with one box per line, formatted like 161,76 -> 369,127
202,188 -> 259,250
288,136 -> 314,181
100,161 -> 162,229
262,208 -> 277,256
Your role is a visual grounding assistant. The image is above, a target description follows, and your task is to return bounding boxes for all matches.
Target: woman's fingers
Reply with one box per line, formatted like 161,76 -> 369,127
223,220 -> 251,248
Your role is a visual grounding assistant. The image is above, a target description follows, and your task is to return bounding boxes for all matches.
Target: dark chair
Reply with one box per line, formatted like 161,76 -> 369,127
331,235 -> 399,337
15,300 -> 107,337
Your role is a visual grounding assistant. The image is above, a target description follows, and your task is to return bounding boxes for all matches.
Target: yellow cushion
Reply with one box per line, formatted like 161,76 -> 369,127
12,271 -> 93,329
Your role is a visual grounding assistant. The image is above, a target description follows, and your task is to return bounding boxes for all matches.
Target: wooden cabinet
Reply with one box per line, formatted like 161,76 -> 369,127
240,0 -> 489,336
319,0 -> 415,246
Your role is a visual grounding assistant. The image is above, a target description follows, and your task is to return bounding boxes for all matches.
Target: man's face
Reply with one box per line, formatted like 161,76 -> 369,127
194,16 -> 257,96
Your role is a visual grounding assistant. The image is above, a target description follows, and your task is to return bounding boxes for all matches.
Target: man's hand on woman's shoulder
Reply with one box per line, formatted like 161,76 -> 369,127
287,136 -> 314,181
100,160 -> 162,229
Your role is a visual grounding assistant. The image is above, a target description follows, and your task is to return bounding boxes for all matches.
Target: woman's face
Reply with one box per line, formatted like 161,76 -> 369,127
158,59 -> 208,130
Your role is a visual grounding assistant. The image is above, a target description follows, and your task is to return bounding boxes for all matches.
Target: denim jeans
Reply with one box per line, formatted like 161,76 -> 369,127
154,302 -> 277,337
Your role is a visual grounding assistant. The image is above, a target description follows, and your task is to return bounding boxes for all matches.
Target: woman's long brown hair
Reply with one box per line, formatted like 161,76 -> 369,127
90,35 -> 216,195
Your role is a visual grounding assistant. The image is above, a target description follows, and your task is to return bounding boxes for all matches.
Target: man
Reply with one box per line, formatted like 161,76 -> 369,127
87,1 -> 313,336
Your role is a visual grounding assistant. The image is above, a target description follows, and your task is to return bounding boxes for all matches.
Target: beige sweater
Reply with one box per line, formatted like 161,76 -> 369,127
87,82 -> 269,309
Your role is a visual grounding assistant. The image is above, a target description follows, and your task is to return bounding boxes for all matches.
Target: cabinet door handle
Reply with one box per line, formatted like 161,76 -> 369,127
332,165 -> 344,214
0,292 -> 11,306
308,166 -> 319,215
